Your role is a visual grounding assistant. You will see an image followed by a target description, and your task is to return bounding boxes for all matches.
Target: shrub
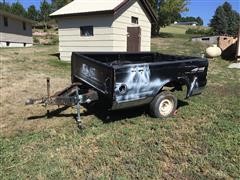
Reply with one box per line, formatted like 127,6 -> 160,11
33,36 -> 40,44
50,35 -> 59,45
47,35 -> 59,45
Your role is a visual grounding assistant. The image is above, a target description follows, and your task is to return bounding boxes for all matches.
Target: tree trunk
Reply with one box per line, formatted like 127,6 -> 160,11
151,23 -> 160,37
44,21 -> 47,32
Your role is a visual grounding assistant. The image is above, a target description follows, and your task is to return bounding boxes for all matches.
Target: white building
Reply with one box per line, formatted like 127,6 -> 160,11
0,11 -> 34,47
50,0 -> 157,61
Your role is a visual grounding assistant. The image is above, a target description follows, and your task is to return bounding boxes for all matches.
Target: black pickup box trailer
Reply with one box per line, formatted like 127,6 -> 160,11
71,52 -> 208,109
27,52 -> 208,128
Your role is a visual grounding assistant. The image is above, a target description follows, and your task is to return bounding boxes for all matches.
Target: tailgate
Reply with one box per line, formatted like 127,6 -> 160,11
71,53 -> 114,96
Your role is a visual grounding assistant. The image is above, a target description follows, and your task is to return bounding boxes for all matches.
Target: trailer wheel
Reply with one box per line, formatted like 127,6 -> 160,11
150,91 -> 177,118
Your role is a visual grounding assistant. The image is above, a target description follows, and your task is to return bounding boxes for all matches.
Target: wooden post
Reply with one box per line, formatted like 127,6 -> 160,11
47,77 -> 50,99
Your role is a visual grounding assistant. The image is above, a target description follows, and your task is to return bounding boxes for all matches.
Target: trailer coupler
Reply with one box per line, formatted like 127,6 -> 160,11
26,78 -> 98,129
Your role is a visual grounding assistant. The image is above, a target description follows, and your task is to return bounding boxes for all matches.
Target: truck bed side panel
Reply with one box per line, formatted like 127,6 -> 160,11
71,53 -> 114,99
113,59 -> 208,109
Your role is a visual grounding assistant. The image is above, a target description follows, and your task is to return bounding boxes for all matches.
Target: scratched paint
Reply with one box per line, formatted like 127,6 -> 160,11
191,77 -> 199,92
115,65 -> 169,102
80,64 -> 97,81
188,76 -> 200,96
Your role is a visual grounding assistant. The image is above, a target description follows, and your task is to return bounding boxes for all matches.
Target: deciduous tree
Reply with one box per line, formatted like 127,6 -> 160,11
149,0 -> 189,35
179,16 -> 204,26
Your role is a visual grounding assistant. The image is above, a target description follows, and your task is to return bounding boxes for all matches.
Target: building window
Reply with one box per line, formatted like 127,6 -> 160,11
202,38 -> 210,41
6,42 -> 10,47
4,17 -> 8,27
23,22 -> 26,30
131,16 -> 138,24
80,26 -> 93,36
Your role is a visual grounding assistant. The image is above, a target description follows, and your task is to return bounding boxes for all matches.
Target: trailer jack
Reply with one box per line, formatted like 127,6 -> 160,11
26,78 -> 98,129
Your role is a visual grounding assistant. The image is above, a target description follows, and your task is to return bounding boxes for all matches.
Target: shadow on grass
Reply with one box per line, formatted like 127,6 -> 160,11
158,32 -> 174,38
27,99 -> 189,124
85,99 -> 188,123
49,53 -> 60,59
84,104 -> 149,123
177,99 -> 189,109
27,106 -> 74,120
221,43 -> 238,61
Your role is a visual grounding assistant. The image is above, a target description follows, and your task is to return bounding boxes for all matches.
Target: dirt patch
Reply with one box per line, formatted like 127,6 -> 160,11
0,46 -> 72,137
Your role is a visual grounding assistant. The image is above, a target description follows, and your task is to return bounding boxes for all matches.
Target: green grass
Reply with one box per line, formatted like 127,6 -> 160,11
161,24 -> 189,35
152,37 -> 207,57
1,29 -> 240,179
48,59 -> 71,70
160,24 -> 211,39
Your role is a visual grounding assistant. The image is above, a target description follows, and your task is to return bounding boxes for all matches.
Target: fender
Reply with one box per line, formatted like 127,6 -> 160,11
176,77 -> 192,98
177,76 -> 196,98
154,76 -> 196,99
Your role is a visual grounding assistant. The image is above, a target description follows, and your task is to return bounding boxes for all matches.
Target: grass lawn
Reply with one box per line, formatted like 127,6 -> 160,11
161,24 -> 190,35
0,33 -> 239,179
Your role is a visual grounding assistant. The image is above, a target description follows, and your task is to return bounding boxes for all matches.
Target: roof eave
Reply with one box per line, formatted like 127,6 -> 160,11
50,10 -> 114,18
50,0 -> 157,23
141,0 -> 158,23
113,0 -> 157,23
0,11 -> 36,24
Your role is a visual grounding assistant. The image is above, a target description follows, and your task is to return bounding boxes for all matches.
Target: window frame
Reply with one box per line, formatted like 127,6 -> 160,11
80,26 -> 94,37
131,16 -> 139,24
3,16 -> 8,27
23,22 -> 26,31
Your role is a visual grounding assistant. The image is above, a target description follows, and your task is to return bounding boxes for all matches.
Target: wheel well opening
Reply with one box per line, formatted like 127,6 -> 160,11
160,80 -> 188,94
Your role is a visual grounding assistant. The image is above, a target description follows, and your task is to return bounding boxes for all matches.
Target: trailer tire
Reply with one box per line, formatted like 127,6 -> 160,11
150,91 -> 177,118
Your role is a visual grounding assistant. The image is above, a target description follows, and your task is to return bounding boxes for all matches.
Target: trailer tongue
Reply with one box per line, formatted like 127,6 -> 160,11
26,78 -> 98,128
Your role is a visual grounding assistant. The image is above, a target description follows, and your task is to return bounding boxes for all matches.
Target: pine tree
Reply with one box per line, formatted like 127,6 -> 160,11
0,2 -> 11,12
196,17 -> 203,26
40,0 -> 52,30
11,1 -> 26,17
210,2 -> 240,36
210,6 -> 228,35
51,0 -> 73,12
27,5 -> 39,21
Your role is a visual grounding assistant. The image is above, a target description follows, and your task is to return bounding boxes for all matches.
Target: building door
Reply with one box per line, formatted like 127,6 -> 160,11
127,27 -> 141,52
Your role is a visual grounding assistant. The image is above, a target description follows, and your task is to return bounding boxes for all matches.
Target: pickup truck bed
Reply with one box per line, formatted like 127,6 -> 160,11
71,52 -> 208,110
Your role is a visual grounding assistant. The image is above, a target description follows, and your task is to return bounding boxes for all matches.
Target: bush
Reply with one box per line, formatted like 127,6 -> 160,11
47,35 -> 59,45
159,32 -> 174,38
33,36 -> 40,44
186,27 -> 214,36
50,35 -> 59,45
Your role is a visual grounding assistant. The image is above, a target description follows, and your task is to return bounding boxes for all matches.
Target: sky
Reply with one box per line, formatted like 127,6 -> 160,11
1,0 -> 240,26
182,0 -> 240,26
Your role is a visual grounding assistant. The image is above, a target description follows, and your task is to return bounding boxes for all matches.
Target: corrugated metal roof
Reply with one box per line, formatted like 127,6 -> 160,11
50,0 -> 125,17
